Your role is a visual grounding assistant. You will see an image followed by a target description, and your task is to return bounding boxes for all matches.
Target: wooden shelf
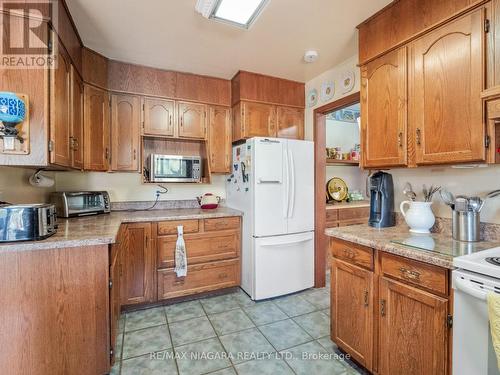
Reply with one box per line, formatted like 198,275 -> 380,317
326,158 -> 360,166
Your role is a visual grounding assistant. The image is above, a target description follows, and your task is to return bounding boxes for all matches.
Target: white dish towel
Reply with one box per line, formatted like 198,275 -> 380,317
174,225 -> 187,277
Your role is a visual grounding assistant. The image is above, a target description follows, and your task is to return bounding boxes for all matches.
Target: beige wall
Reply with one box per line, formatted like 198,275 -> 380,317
305,55 -> 368,194
305,54 -> 500,224
54,172 -> 227,202
0,167 -> 55,204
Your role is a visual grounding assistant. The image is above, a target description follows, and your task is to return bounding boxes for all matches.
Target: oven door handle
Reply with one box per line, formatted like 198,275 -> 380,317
454,277 -> 487,301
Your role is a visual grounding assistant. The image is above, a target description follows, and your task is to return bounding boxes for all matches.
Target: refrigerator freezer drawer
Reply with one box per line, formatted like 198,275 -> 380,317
253,232 -> 314,300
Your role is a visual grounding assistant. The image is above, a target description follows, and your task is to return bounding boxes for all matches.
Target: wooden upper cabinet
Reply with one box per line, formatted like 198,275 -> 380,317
50,44 -> 72,167
378,277 -> 448,375
84,85 -> 110,171
143,98 -> 175,137
242,101 -> 276,138
70,67 -> 84,170
178,101 -> 207,139
331,259 -> 374,371
410,8 -> 486,165
361,47 -> 407,168
121,223 -> 154,306
276,106 -> 304,139
111,94 -> 141,172
209,106 -> 231,173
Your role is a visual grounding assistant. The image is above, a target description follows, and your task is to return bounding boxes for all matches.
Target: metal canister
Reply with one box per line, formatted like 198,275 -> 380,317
452,210 -> 480,242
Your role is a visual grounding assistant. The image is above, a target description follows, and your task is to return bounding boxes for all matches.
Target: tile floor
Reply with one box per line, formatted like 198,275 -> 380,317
111,275 -> 366,375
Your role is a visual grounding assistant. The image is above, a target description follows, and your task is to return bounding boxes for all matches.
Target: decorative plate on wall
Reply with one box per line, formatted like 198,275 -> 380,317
307,88 -> 318,108
320,81 -> 335,102
340,70 -> 355,94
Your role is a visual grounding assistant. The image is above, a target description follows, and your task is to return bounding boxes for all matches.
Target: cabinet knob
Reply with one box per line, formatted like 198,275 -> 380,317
380,299 -> 386,317
364,291 -> 369,307
398,132 -> 403,148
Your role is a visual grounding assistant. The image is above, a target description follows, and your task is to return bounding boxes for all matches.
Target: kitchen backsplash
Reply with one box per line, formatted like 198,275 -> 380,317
0,167 -> 55,203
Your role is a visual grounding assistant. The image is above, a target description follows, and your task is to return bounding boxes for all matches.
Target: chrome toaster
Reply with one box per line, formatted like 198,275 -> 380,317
0,203 -> 57,242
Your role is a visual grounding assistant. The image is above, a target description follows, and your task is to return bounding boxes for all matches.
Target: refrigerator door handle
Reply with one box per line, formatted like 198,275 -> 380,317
259,233 -> 313,247
289,151 -> 296,218
258,179 -> 281,184
284,148 -> 290,218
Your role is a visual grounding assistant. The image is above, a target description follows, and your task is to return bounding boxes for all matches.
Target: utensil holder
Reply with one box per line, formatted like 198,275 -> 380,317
452,210 -> 480,242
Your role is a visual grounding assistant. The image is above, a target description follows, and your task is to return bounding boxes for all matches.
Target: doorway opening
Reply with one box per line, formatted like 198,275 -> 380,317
313,92 -> 365,287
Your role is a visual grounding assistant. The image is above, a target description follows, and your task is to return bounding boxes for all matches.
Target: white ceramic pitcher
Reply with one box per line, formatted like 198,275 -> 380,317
400,201 -> 435,234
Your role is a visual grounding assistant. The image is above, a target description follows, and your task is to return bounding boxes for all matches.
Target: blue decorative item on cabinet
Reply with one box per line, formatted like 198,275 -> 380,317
0,92 -> 27,151
0,92 -> 26,125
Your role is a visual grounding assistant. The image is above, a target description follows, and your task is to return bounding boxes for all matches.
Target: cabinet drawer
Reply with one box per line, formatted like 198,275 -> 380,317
158,220 -> 199,236
326,209 -> 338,223
157,230 -> 240,269
330,239 -> 374,270
157,259 -> 240,300
338,207 -> 370,221
204,217 -> 240,232
380,253 -> 449,296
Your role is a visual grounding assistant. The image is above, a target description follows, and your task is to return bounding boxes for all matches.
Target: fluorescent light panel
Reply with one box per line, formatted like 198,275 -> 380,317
212,0 -> 268,28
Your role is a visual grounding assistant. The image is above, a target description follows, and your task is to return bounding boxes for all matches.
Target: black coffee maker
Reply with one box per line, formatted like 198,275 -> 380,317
369,171 -> 395,228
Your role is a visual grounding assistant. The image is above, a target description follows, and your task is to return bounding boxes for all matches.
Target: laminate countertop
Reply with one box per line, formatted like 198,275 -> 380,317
325,223 -> 499,269
0,207 -> 242,253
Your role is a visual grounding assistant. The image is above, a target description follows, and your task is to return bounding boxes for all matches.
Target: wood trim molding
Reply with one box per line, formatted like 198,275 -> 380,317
313,92 -> 361,288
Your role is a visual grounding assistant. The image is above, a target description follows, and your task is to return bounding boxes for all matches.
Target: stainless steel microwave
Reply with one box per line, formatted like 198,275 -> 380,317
147,154 -> 201,183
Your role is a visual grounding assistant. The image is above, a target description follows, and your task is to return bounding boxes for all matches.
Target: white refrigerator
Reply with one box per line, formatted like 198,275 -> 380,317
226,137 -> 315,300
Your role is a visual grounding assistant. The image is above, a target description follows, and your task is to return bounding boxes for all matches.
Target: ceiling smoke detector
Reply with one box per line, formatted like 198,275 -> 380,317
304,50 -> 319,63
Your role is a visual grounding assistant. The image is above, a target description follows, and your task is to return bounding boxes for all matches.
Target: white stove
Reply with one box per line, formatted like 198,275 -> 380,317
453,247 -> 500,375
454,246 -> 500,279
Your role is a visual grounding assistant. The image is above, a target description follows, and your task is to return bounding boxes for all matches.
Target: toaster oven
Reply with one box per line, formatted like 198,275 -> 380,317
50,191 -> 111,218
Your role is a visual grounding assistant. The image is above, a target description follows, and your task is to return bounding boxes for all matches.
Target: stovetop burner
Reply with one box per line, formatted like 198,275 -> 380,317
485,257 -> 500,266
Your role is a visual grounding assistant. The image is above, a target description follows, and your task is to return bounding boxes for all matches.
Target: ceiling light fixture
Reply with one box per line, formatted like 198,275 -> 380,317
195,0 -> 269,29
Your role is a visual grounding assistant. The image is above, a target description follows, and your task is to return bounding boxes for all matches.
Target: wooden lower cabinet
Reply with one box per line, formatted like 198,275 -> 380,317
120,222 -> 155,306
330,239 -> 451,375
331,259 -> 374,369
110,242 -> 121,365
0,245 -> 110,375
378,277 -> 448,375
119,216 -> 241,306
157,259 -> 240,300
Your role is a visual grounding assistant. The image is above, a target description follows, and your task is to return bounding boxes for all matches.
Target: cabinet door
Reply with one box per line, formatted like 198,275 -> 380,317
121,223 -> 154,305
232,102 -> 243,142
242,102 -> 276,138
276,106 -> 304,139
143,98 -> 175,137
361,47 -> 407,168
331,259 -> 373,370
209,106 -> 231,173
111,94 -> 140,171
378,277 -> 448,375
50,44 -> 72,167
109,243 -> 121,365
410,8 -> 485,165
70,66 -> 84,170
84,85 -> 110,171
178,101 -> 207,139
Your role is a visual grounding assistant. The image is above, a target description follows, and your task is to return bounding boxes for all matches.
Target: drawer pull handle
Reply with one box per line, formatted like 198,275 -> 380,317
381,299 -> 386,317
174,278 -> 185,285
218,273 -> 228,280
364,291 -> 369,307
342,248 -> 356,259
399,267 -> 421,281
